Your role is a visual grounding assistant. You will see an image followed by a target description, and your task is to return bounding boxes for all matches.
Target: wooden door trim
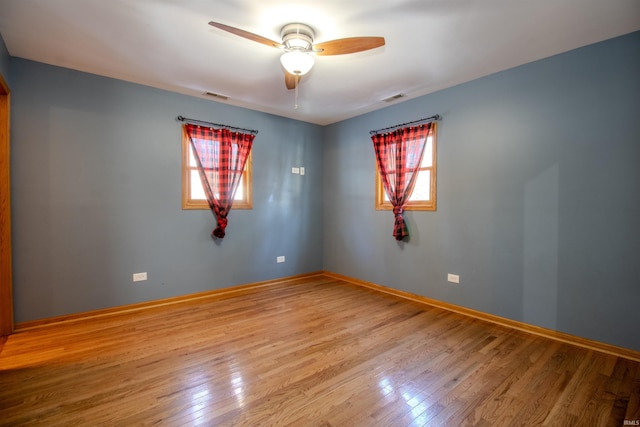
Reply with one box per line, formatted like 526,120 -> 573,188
0,73 -> 13,336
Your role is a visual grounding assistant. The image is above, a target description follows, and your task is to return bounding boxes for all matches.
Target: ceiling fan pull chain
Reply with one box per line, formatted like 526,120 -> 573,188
294,75 -> 299,109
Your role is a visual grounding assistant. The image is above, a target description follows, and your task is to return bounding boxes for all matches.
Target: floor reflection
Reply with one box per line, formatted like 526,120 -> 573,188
231,372 -> 246,408
378,376 -> 430,420
189,386 -> 210,425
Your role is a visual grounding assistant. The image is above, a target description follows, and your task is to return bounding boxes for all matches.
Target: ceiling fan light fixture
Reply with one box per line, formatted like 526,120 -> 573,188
280,51 -> 315,76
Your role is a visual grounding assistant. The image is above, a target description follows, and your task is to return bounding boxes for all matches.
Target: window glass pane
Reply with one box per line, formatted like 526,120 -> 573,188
190,142 -> 224,167
190,170 -> 244,201
235,176 -> 244,200
407,145 -> 421,169
409,170 -> 431,201
420,137 -> 433,168
382,172 -> 428,202
190,170 -> 206,200
189,145 -> 197,167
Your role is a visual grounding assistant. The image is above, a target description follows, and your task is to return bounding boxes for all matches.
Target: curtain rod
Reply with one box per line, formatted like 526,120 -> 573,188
369,114 -> 441,135
177,115 -> 258,135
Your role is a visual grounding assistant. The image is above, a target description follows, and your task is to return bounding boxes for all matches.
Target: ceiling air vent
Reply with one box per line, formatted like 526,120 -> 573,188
383,93 -> 405,103
204,91 -> 229,101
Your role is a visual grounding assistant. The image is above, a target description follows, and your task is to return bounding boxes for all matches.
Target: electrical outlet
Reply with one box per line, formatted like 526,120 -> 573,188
277,256 -> 285,263
447,274 -> 460,284
133,272 -> 147,282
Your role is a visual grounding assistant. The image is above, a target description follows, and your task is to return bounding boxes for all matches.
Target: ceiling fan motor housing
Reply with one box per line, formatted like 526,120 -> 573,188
281,23 -> 315,50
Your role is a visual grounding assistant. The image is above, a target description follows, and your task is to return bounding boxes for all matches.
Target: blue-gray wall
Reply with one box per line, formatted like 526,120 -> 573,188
10,59 -> 324,322
8,31 -> 640,352
324,31 -> 640,351
0,32 -> 9,83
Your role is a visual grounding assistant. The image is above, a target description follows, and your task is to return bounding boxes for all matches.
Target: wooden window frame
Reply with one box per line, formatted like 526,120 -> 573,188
375,123 -> 437,211
181,128 -> 253,210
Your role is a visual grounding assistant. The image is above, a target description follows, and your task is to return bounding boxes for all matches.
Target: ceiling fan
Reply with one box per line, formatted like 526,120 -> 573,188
208,21 -> 385,90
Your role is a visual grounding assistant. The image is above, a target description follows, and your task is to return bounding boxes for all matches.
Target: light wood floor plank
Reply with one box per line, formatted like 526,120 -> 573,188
1,276 -> 639,426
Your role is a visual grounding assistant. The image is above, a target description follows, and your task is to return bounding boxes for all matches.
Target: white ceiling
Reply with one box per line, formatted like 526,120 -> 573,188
1,0 -> 639,125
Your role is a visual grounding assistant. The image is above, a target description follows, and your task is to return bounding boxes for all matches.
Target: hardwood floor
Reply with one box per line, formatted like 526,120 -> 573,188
1,275 -> 639,426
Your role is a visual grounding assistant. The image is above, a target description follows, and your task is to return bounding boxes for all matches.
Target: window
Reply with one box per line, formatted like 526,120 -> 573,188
375,123 -> 436,211
181,128 -> 252,210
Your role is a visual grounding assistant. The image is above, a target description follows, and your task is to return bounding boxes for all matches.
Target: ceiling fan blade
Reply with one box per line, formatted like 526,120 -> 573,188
208,21 -> 284,49
314,37 -> 385,56
285,72 -> 300,90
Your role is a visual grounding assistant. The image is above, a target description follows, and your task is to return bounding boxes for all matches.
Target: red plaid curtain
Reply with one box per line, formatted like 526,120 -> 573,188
371,123 -> 432,240
185,124 -> 254,239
